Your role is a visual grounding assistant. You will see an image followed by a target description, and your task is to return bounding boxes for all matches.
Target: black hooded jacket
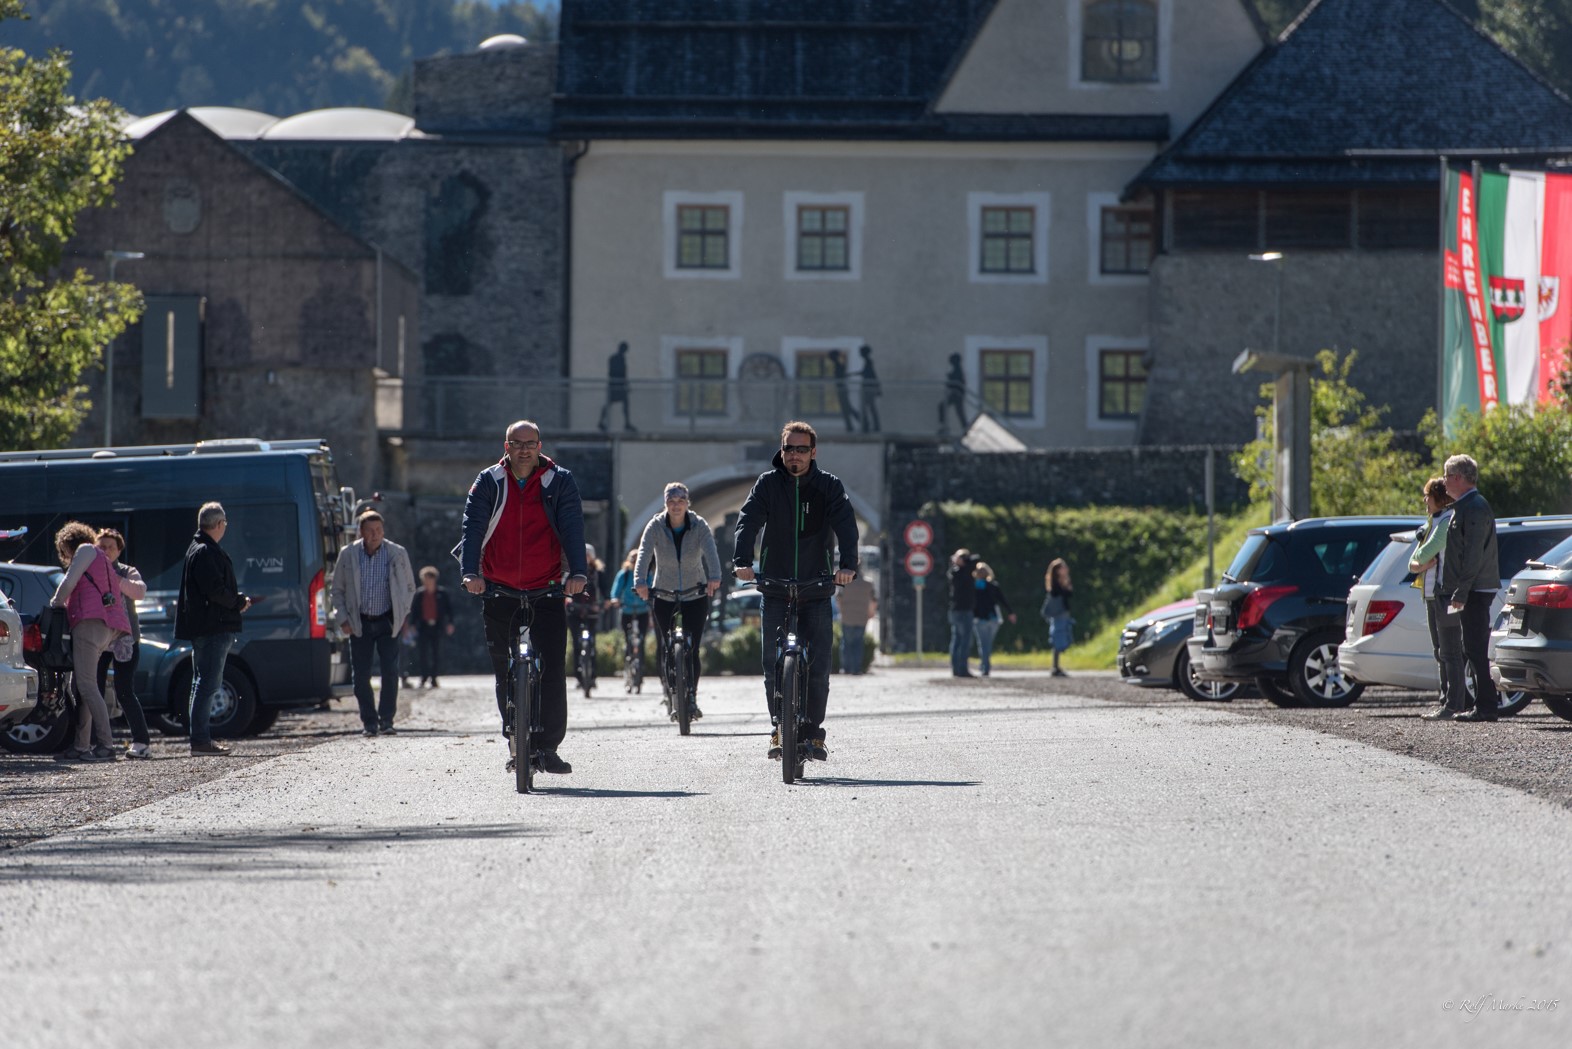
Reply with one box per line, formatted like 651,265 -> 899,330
733,450 -> 860,581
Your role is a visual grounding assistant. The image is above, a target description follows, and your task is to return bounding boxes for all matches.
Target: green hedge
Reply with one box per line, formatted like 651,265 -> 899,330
924,501 -> 1209,653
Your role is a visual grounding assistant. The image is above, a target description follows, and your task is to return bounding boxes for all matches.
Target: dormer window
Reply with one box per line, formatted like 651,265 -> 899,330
1082,0 -> 1158,83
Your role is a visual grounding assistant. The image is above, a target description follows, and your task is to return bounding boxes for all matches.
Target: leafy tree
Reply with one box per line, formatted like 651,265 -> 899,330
1235,350 -> 1429,518
1421,405 -> 1572,516
0,0 -> 142,450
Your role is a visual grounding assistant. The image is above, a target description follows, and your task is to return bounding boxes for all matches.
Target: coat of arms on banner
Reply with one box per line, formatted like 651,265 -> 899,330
1490,275 -> 1527,322
1539,276 -> 1560,323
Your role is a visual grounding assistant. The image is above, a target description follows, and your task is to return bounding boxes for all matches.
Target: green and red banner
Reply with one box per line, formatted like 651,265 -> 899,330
1442,163 -> 1572,423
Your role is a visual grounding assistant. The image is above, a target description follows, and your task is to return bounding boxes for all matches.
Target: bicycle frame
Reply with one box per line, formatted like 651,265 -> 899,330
484,582 -> 562,793
650,585 -> 705,733
756,576 -> 837,783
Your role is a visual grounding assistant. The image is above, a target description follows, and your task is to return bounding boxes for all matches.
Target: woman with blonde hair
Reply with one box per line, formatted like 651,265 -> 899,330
970,561 -> 1016,676
49,521 -> 134,762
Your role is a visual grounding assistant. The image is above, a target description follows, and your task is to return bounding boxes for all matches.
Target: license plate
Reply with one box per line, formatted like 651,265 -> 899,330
1510,606 -> 1526,631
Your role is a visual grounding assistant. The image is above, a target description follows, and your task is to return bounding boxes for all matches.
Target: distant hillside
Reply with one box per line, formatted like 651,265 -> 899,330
0,0 -> 557,117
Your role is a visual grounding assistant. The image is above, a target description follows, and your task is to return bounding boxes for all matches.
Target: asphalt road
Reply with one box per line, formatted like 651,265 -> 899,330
2,669 -> 1570,1048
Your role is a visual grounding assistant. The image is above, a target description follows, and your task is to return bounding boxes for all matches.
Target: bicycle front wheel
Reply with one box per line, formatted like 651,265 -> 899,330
512,660 -> 534,794
674,639 -> 691,736
779,651 -> 800,784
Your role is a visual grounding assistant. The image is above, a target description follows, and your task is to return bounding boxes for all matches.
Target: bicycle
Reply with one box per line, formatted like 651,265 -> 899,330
483,582 -> 562,794
757,575 -> 838,784
650,584 -> 705,736
574,619 -> 597,697
622,615 -> 645,694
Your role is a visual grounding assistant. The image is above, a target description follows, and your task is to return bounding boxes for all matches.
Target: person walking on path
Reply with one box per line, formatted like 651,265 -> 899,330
838,571 -> 876,674
597,341 -> 636,432
92,529 -> 153,758
938,353 -> 968,434
454,420 -> 588,775
971,562 -> 1016,677
858,344 -> 881,434
947,548 -> 980,677
635,482 -> 722,717
1041,558 -> 1074,677
174,502 -> 253,756
1439,454 -> 1500,722
331,510 -> 417,736
48,521 -> 133,763
412,566 -> 455,689
1410,477 -> 1461,720
734,421 -> 860,761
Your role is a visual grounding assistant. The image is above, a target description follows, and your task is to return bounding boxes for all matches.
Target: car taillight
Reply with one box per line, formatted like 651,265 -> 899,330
23,622 -> 42,653
0,620 -> 8,641
1526,583 -> 1572,608
1236,585 -> 1298,631
1360,600 -> 1404,637
310,568 -> 327,639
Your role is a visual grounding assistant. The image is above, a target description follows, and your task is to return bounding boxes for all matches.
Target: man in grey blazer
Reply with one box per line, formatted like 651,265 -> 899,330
330,510 -> 417,736
1439,454 -> 1500,722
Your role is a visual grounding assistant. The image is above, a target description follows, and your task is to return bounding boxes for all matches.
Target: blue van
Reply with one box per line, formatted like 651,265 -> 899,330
0,438 -> 355,739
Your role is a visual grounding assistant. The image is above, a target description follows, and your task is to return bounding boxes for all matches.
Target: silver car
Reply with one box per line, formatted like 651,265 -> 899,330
0,589 -> 39,733
1339,516 -> 1572,713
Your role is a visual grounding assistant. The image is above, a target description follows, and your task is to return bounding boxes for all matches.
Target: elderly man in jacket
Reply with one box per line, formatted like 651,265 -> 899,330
331,510 -> 417,736
1439,454 -> 1500,723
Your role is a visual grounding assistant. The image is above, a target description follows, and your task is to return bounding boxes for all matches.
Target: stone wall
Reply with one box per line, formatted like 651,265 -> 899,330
1141,250 -> 1437,447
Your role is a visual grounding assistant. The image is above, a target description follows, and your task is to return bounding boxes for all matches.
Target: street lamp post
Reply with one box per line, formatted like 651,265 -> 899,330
1238,251 -> 1312,522
103,250 -> 145,447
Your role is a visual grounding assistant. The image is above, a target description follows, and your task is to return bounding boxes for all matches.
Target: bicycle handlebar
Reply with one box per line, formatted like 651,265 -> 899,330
648,585 -> 709,602
753,575 -> 840,601
479,582 -> 565,602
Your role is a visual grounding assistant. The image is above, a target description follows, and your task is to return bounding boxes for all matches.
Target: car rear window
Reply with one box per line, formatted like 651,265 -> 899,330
1222,534 -> 1286,583
1311,536 -> 1388,579
1533,533 -> 1572,570
1498,525 -> 1572,577
1360,535 -> 1417,584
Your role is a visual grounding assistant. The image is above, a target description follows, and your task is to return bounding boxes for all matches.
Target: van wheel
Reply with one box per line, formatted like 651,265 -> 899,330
166,665 -> 258,738
1289,632 -> 1363,707
1256,677 -> 1300,707
1541,695 -> 1572,722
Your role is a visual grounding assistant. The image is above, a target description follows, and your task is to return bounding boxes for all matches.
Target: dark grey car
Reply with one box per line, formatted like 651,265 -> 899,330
1492,532 -> 1572,722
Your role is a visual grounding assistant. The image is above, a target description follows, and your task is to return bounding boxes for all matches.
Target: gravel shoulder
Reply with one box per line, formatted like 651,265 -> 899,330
6,670 -> 1572,850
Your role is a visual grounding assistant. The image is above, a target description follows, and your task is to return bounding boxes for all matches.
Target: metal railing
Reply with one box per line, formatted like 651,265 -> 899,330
400,376 -> 1016,441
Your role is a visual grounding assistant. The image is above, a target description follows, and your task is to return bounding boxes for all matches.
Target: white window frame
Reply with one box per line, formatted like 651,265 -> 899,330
784,192 -> 864,281
664,191 -> 744,280
968,193 -> 1050,285
1086,335 -> 1148,431
1086,192 -> 1153,286
781,336 -> 865,419
1068,0 -> 1172,91
660,335 -> 744,424
964,335 -> 1048,428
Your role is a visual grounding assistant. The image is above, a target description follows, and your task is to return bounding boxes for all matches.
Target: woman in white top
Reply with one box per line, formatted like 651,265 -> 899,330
1410,476 -> 1461,718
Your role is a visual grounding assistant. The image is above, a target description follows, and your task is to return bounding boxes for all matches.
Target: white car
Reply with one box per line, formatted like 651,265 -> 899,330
0,589 -> 39,733
1339,516 -> 1572,712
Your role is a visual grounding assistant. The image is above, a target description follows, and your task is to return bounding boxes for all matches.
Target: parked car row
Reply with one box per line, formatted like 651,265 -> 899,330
1117,513 -> 1572,721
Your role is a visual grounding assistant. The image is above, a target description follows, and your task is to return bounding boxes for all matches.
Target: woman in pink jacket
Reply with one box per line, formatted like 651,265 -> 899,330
49,521 -> 133,762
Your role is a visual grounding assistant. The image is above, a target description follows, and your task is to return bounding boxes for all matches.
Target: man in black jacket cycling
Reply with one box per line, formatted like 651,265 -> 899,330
734,421 -> 860,760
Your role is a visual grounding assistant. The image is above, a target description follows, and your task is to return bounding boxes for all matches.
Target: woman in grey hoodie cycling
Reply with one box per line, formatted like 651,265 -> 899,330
635,482 -> 721,718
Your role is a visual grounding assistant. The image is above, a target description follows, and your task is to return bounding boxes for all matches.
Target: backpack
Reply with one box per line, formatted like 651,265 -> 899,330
35,606 -> 73,670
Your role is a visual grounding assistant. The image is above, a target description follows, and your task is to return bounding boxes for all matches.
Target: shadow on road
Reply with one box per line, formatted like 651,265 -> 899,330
0,821 -> 546,884
538,787 -> 705,799
796,777 -> 980,789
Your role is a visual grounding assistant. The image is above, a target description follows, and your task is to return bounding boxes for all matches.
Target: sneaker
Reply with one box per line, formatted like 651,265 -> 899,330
54,747 -> 94,763
190,741 -> 232,756
91,745 -> 123,762
538,751 -> 572,775
1052,668 -> 1068,678
690,703 -> 703,720
430,678 -> 439,688
1421,706 -> 1459,721
808,734 -> 828,761
767,729 -> 781,760
126,742 -> 152,759
505,756 -> 517,772
379,724 -> 398,735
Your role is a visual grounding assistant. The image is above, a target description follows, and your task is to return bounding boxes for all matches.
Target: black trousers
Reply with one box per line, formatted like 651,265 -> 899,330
652,596 -> 707,690
483,593 -> 568,751
96,646 -> 150,746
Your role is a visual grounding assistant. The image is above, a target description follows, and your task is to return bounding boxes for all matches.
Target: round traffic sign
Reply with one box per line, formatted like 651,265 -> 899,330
904,519 -> 933,548
904,548 -> 934,577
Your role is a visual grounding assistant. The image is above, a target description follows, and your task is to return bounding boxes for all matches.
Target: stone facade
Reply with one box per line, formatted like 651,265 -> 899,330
1139,249 -> 1439,447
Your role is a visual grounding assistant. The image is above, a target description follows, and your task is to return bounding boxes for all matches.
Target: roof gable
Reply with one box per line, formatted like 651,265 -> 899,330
1134,0 -> 1572,187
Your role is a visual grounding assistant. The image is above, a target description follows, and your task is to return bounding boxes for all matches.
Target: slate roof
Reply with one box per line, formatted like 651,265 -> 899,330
552,0 -> 1167,141
1132,0 -> 1572,189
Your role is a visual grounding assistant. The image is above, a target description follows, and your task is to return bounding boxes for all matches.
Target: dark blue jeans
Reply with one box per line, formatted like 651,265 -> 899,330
350,614 -> 401,730
948,610 -> 974,675
762,595 -> 833,734
189,631 -> 237,746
